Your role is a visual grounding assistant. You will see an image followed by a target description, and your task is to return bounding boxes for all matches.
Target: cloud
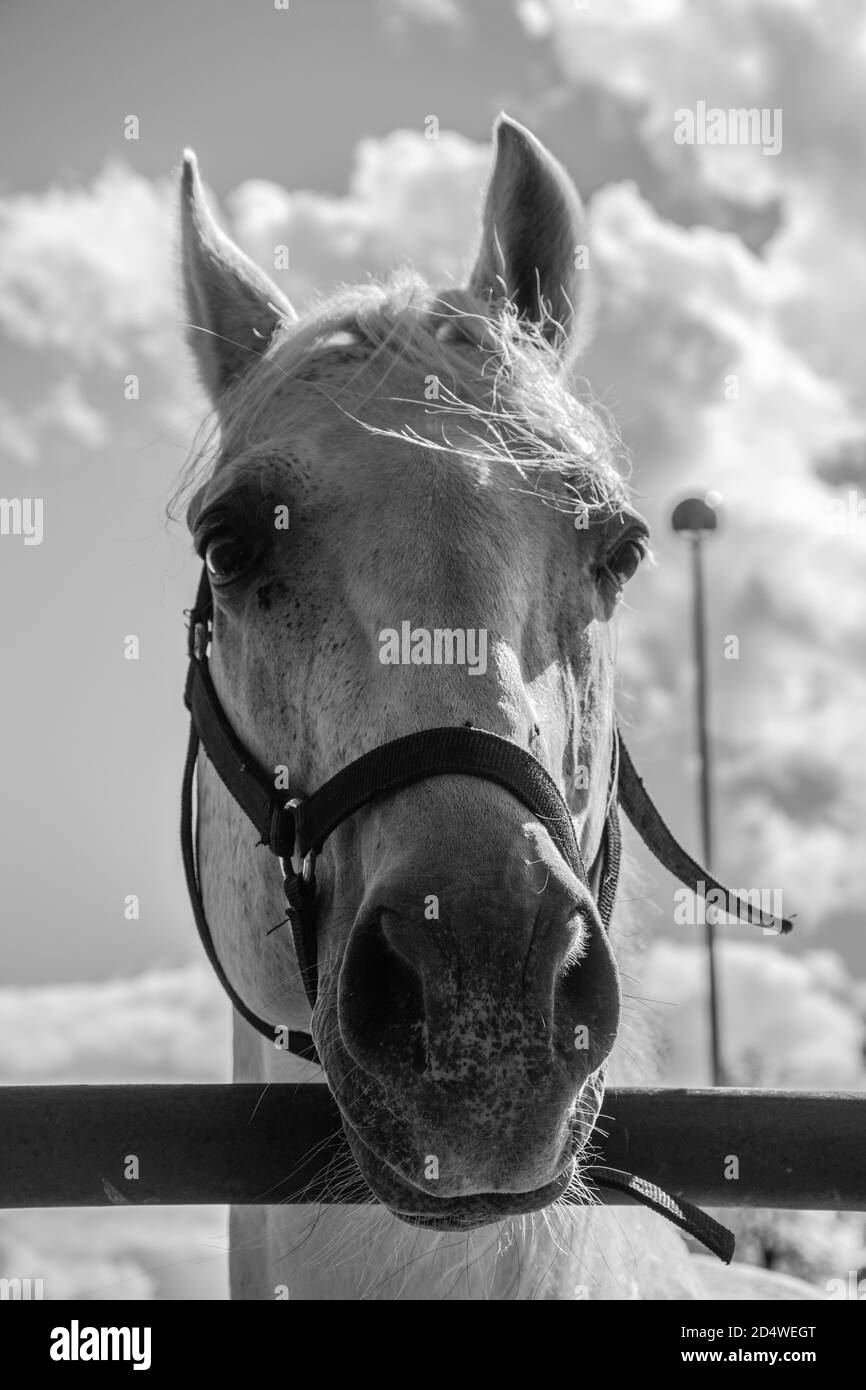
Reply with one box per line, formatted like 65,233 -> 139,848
0,1207 -> 227,1301
0,379 -> 108,465
518,0 -> 866,411
0,964 -> 230,1083
0,162 -> 197,467
522,0 -> 866,208
227,129 -> 489,307
643,939 -> 866,1088
0,163 -> 177,365
0,161 -> 182,369
379,0 -> 465,32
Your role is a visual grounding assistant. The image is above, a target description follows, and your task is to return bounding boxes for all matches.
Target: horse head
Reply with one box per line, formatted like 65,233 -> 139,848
180,117 -> 649,1228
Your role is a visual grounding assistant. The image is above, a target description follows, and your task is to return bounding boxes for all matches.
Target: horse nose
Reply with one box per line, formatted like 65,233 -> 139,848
336,859 -> 619,1085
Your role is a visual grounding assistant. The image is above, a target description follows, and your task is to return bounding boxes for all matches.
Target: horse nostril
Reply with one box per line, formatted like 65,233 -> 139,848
339,913 -> 428,1075
553,917 -> 621,1069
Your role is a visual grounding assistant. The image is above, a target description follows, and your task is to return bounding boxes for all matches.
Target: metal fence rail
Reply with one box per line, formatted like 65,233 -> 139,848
1,1085 -> 863,1210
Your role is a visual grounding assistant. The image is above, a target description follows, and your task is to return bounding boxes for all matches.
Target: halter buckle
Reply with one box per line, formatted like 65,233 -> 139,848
192,619 -> 210,662
283,798 -> 317,883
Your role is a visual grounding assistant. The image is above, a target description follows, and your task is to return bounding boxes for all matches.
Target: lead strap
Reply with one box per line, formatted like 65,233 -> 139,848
585,1166 -> 734,1263
616,730 -> 794,935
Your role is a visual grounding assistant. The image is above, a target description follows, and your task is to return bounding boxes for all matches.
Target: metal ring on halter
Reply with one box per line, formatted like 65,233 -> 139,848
283,797 -> 317,883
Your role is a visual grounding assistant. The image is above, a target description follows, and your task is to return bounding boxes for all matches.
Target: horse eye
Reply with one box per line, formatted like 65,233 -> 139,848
603,538 -> 645,587
205,532 -> 255,584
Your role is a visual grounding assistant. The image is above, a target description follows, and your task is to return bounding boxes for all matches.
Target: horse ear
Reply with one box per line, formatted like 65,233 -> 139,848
468,116 -> 588,352
180,150 -> 296,401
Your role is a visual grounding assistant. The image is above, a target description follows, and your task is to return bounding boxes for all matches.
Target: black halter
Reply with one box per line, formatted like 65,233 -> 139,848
180,565 -> 794,1261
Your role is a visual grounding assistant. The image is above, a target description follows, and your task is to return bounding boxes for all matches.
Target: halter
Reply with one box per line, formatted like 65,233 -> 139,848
180,565 -> 794,1261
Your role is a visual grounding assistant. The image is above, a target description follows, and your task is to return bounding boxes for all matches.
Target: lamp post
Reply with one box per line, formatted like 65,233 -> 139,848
671,495 -> 723,1087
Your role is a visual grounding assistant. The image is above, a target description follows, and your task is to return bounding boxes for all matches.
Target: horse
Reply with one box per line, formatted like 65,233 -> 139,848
176,115 -> 819,1300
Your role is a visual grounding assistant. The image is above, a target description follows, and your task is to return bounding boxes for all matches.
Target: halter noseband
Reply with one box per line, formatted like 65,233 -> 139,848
180,565 -> 794,1262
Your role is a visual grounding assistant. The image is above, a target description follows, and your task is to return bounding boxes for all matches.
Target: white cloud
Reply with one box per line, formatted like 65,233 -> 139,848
0,379 -> 108,466
526,0 -> 866,207
0,162 -> 198,467
644,939 -> 866,1088
0,163 -> 178,365
228,129 -> 489,308
0,1207 -> 227,1300
0,964 -> 230,1083
520,0 -> 866,414
380,0 -> 465,31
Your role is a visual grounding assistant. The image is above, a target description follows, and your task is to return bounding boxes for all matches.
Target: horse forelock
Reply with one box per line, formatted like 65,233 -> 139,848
174,270 -> 631,527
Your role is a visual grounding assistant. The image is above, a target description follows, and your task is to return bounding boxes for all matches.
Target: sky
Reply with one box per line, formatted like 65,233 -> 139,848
1,0 -> 865,1297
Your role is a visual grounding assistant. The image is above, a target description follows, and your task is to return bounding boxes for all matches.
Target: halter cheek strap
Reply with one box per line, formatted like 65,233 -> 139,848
180,566 -> 793,1264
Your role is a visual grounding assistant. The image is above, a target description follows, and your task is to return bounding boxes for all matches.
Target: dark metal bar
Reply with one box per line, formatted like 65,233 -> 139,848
0,1085 -> 863,1210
